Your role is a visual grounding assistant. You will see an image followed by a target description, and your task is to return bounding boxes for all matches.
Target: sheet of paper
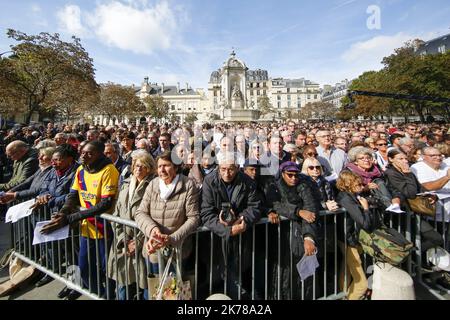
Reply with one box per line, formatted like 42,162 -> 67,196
324,172 -> 338,182
32,220 -> 70,245
386,203 -> 405,214
5,199 -> 36,223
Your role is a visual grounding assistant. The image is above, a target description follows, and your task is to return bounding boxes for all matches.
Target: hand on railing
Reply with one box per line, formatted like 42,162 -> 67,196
30,194 -> 53,209
230,216 -> 246,237
298,210 -> 316,223
146,228 -> 169,255
0,192 -> 15,204
325,200 -> 339,212
267,212 -> 280,224
304,238 -> 316,256
40,213 -> 68,234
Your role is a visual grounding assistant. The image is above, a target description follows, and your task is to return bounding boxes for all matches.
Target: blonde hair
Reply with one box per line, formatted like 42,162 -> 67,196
131,150 -> 156,175
301,158 -> 322,175
336,171 -> 363,193
39,147 -> 56,158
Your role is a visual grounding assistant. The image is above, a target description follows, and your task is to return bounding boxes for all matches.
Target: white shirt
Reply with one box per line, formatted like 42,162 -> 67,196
411,161 -> 450,222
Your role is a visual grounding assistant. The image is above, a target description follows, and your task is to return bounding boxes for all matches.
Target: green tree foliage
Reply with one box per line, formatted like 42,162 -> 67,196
96,83 -> 145,123
185,113 -> 198,124
143,95 -> 169,122
257,95 -> 274,116
0,29 -> 98,124
340,40 -> 450,122
299,101 -> 337,120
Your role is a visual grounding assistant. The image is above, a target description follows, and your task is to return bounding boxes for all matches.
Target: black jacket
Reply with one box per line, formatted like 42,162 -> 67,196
268,175 -> 319,256
384,165 -> 424,201
200,170 -> 261,240
336,191 -> 375,247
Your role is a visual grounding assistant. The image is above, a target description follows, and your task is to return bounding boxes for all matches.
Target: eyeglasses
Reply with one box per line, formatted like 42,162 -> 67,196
424,154 -> 442,158
357,156 -> 372,161
306,153 -> 318,157
317,135 -> 331,138
377,143 -> 387,146
284,172 -> 299,178
308,165 -> 321,170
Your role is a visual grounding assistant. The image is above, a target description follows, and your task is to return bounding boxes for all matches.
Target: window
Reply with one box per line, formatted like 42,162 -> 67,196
277,102 -> 281,108
262,90 -> 266,96
307,95 -> 311,99
287,95 -> 291,100
287,88 -> 290,93
263,82 -> 267,88
214,90 -> 217,97
171,105 -> 175,110
257,90 -> 260,96
314,94 -> 318,99
277,95 -> 281,101
438,45 -> 446,54
250,90 -> 253,96
287,101 -> 291,108
297,101 -> 301,108
256,83 -> 260,88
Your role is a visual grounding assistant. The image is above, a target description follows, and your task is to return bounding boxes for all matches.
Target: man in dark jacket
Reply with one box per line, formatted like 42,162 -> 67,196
0,140 -> 39,191
201,152 -> 261,299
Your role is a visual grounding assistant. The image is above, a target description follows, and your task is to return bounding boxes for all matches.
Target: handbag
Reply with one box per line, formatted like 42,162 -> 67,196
148,248 -> 192,300
0,250 -> 37,296
407,196 -> 436,217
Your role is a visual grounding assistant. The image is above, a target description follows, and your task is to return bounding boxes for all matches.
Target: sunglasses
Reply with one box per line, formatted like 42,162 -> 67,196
377,143 -> 387,146
306,153 -> 318,157
284,172 -> 299,178
308,166 -> 321,170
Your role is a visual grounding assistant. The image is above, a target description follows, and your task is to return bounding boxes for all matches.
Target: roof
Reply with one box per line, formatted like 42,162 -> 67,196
416,33 -> 450,55
139,85 -> 200,96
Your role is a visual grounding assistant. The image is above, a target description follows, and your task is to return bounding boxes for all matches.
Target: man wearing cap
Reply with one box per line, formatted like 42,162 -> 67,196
266,161 -> 320,299
200,152 -> 261,299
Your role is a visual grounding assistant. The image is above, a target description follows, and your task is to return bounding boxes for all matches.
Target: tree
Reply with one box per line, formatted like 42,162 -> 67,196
257,95 -> 274,117
96,83 -> 145,123
0,29 -> 98,124
143,95 -> 169,123
185,113 -> 198,124
299,102 -> 337,120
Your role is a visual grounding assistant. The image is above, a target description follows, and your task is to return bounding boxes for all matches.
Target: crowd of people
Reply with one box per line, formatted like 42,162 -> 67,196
0,119 -> 449,300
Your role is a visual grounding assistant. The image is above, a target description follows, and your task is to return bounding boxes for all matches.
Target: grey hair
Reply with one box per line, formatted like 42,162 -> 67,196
105,142 -> 120,155
398,137 -> 413,146
36,139 -> 57,150
217,152 -> 237,166
348,146 -> 374,162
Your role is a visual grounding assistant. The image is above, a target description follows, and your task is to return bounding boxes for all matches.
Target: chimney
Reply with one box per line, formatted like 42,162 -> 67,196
177,82 -> 180,93
144,77 -> 149,85
161,82 -> 164,94
186,82 -> 189,93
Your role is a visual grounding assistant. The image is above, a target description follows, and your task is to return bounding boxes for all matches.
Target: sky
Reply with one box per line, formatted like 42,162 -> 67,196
0,0 -> 449,89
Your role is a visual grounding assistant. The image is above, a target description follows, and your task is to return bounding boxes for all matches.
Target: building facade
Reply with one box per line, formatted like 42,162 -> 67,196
414,33 -> 450,56
321,79 -> 351,109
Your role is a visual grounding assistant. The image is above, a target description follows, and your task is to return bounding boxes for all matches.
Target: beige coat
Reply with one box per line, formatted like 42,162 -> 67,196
107,175 -> 154,288
134,175 -> 200,254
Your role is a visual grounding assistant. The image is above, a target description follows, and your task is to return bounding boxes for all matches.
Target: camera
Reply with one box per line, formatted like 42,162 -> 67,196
220,202 -> 236,224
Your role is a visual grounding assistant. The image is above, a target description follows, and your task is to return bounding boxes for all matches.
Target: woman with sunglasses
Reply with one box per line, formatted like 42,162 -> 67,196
374,138 -> 389,171
301,158 -> 338,212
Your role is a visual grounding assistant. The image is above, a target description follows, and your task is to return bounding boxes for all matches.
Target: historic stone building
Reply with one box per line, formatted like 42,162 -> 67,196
321,79 -> 351,109
138,77 -> 208,123
207,51 -> 321,121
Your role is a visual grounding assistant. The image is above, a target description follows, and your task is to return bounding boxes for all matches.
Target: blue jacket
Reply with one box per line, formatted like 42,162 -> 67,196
38,163 -> 78,213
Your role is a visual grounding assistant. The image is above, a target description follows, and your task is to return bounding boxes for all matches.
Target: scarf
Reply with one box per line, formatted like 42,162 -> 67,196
159,174 -> 180,201
347,162 -> 382,185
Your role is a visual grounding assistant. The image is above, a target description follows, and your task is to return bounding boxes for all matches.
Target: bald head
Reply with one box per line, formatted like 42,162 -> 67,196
6,140 -> 29,161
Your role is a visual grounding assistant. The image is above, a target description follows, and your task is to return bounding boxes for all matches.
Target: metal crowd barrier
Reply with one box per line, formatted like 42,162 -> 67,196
7,200 -> 450,300
9,204 -> 350,300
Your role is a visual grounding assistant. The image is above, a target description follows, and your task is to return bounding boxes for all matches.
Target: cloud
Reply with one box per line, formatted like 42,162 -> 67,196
57,5 -> 88,37
31,4 -> 41,13
341,32 -> 413,66
56,1 -> 184,54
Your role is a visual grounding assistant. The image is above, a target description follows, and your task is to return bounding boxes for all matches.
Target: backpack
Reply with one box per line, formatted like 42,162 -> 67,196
358,226 -> 414,266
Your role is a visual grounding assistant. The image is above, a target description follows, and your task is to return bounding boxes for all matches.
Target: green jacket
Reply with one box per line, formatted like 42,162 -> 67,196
0,148 -> 39,191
